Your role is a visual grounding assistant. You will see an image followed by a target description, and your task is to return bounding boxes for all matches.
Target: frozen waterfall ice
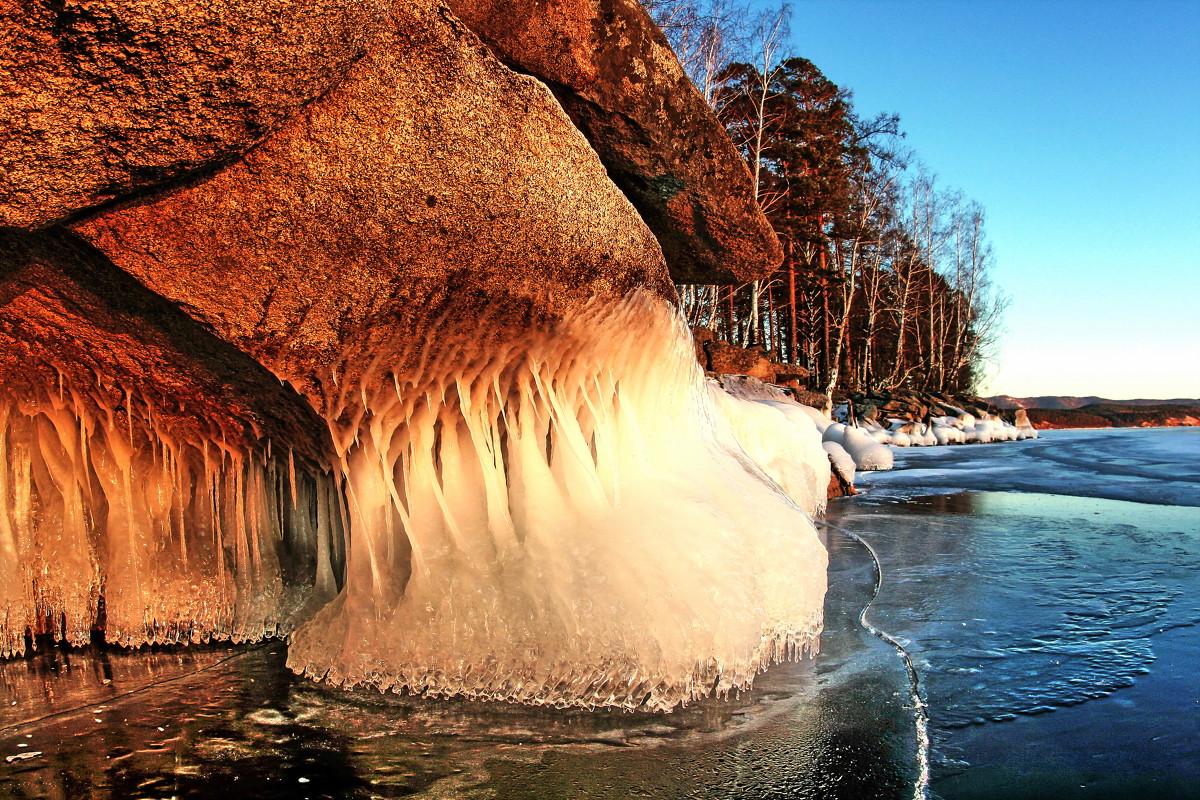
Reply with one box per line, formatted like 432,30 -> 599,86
286,291 -> 829,711
0,382 -> 342,657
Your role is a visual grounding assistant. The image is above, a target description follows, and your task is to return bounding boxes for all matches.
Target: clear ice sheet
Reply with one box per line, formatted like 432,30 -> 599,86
857,426 -> 1200,507
0,527 -> 920,800
834,427 -> 1200,798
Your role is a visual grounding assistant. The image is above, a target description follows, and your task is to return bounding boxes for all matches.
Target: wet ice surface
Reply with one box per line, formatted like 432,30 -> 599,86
861,427 -> 1200,507
0,527 -> 919,800
843,426 -> 1200,799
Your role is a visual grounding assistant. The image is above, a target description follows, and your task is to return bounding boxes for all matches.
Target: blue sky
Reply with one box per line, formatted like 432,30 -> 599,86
751,0 -> 1200,398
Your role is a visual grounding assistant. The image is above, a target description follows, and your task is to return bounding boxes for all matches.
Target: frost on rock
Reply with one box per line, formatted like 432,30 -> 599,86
0,386 -> 342,658
287,292 -> 828,712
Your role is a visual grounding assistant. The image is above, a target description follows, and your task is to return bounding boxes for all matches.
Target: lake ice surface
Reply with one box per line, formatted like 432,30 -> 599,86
846,426 -> 1200,799
0,427 -> 1196,799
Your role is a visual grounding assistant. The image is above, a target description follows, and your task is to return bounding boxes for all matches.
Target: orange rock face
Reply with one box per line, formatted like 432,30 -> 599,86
0,0 -> 388,228
75,0 -> 673,407
446,0 -> 783,283
0,229 -> 330,458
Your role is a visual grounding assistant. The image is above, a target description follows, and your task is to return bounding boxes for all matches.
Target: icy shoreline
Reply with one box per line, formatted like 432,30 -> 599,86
854,426 -> 1200,508
826,435 -> 1200,799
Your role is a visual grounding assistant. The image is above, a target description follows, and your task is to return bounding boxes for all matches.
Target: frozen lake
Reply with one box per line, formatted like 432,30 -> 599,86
846,426 -> 1200,799
0,427 -> 1196,798
858,426 -> 1200,507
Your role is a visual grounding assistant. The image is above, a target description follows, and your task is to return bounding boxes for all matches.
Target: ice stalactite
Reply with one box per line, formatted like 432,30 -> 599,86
288,291 -> 828,711
0,381 -> 343,658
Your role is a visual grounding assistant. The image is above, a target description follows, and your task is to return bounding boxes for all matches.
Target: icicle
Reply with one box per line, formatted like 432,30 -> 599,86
0,377 -> 344,656
288,289 -> 828,712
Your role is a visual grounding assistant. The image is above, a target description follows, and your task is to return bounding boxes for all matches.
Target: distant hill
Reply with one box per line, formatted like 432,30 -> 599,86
1022,403 -> 1200,429
987,395 -> 1200,410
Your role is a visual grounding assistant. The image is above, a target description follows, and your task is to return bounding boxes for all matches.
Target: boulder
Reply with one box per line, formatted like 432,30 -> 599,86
701,341 -> 776,382
0,0 -> 387,228
3,0 -> 815,709
76,0 -> 671,400
773,363 -> 810,388
445,0 -> 782,283
826,455 -> 857,499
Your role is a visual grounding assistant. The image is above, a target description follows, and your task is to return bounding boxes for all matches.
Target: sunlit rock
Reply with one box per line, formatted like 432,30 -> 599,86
0,0 -> 388,228
446,0 -> 783,283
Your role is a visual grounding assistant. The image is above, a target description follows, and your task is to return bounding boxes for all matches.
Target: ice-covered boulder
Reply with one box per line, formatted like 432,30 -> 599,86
932,423 -> 963,445
2,0 -> 824,713
823,422 -> 847,446
794,403 -> 834,433
1014,408 -> 1039,439
823,441 -> 856,486
713,393 -> 830,517
842,426 -> 894,471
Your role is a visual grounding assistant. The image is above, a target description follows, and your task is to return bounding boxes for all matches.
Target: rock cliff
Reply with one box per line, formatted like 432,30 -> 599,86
445,0 -> 783,283
0,0 -> 818,710
0,0 -> 389,228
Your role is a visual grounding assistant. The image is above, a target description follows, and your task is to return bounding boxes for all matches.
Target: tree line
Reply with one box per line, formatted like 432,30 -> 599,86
649,0 -> 1007,401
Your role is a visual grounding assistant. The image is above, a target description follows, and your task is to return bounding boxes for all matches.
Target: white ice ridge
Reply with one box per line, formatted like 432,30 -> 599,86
0,387 -> 342,658
835,408 -> 1037,449
287,290 -> 829,712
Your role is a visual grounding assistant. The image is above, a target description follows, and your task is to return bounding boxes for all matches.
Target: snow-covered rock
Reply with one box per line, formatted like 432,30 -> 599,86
823,441 -> 856,485
842,426 -> 894,470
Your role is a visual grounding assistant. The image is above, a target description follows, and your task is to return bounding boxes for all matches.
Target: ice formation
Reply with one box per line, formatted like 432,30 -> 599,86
823,441 -> 855,486
837,405 -> 1035,451
287,291 -> 828,711
824,423 -> 894,471
0,383 -> 342,658
717,397 -> 831,517
794,403 -> 834,433
1015,410 -> 1039,439
822,422 -> 846,446
841,427 -> 895,471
